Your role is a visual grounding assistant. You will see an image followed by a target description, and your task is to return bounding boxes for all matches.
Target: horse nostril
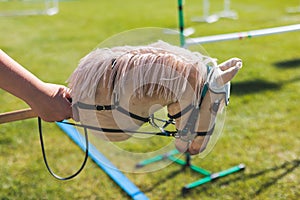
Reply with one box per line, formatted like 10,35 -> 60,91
188,150 -> 198,155
188,147 -> 199,155
188,143 -> 207,155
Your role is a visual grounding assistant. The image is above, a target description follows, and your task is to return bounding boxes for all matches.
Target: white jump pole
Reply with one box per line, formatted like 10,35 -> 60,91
185,24 -> 300,46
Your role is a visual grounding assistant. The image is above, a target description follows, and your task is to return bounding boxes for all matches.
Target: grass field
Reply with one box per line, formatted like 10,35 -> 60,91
0,0 -> 299,199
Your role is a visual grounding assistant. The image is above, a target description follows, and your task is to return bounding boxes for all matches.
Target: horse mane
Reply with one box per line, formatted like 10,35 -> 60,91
68,40 -> 217,105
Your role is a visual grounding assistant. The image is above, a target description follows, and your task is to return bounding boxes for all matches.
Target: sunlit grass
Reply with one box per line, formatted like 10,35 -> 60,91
0,0 -> 299,199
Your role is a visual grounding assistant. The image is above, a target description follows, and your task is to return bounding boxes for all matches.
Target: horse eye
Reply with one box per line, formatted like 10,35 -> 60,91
211,100 -> 221,114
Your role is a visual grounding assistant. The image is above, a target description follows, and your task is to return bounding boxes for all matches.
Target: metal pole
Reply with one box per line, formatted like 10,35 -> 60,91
178,0 -> 185,46
185,24 -> 300,46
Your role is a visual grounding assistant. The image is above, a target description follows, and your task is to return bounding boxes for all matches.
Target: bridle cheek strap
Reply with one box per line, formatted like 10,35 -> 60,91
194,124 -> 215,136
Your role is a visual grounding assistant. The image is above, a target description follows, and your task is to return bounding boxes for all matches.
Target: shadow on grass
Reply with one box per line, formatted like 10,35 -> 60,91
189,159 -> 300,198
231,79 -> 282,96
274,58 -> 300,69
143,167 -> 184,193
141,159 -> 299,198
0,134 -> 13,145
230,59 -> 300,96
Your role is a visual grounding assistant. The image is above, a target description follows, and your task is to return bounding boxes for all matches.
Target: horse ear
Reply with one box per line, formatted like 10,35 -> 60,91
216,58 -> 242,87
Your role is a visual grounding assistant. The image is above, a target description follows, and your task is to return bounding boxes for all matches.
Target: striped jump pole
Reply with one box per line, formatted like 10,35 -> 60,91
136,1 -> 245,195
185,24 -> 300,46
178,0 -> 185,47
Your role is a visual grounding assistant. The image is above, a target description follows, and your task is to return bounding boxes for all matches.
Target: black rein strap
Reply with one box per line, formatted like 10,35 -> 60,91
38,117 -> 89,180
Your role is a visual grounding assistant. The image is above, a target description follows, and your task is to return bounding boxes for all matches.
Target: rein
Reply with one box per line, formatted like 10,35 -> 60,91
38,117 -> 89,180
72,100 -> 214,138
58,119 -> 178,137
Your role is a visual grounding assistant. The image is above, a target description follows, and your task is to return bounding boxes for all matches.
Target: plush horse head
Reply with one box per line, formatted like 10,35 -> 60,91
68,41 -> 242,155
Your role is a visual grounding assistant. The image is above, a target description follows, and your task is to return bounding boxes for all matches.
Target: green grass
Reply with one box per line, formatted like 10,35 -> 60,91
0,0 -> 300,199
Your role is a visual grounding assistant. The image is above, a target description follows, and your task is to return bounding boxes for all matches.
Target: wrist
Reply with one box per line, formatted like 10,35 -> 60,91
22,80 -> 50,110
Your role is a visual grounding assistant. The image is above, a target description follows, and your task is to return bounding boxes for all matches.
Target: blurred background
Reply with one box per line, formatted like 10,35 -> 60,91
0,0 -> 299,199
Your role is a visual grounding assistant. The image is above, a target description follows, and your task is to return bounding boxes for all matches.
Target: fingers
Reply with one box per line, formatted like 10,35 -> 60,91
49,84 -> 73,121
62,87 -> 73,120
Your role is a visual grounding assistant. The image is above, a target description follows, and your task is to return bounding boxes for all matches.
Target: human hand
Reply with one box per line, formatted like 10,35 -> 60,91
28,83 -> 73,122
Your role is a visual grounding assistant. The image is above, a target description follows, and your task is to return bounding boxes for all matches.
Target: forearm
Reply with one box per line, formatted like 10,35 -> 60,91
0,49 -> 45,106
0,49 -> 72,121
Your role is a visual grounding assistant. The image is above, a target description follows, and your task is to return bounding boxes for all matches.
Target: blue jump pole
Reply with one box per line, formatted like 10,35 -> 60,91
56,122 -> 149,200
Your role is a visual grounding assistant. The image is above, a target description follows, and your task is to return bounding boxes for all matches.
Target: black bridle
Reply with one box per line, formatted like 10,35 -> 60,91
71,66 -> 215,138
55,84 -> 215,138
38,66 -> 223,180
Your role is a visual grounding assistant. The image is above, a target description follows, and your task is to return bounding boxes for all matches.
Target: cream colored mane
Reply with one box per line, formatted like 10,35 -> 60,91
68,41 -> 217,105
